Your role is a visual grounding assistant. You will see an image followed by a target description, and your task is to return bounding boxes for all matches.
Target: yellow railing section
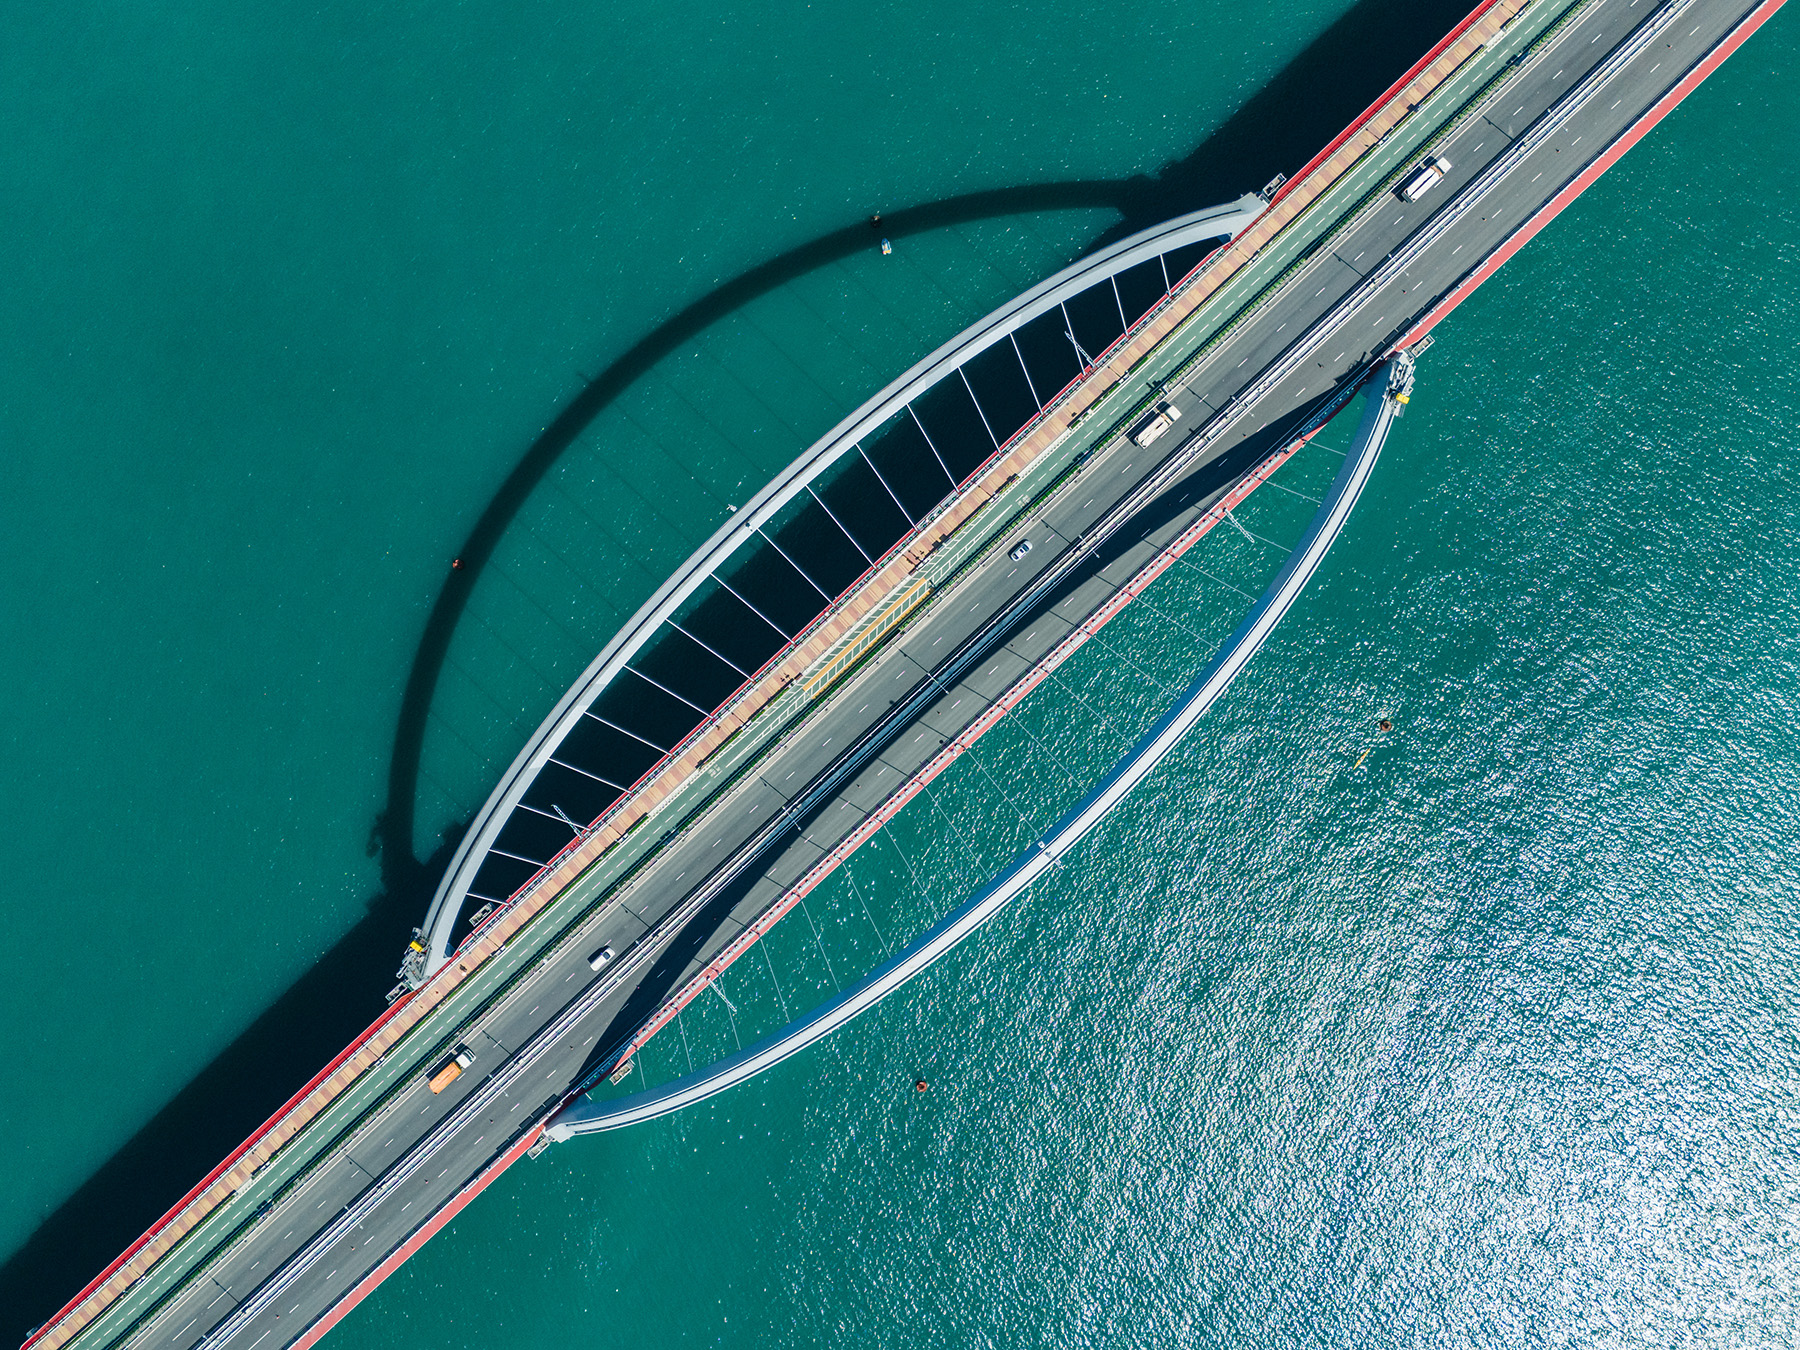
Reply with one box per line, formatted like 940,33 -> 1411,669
801,578 -> 932,700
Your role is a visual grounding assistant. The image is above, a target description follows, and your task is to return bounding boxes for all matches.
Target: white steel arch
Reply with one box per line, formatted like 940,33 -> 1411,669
543,355 -> 1409,1138
415,196 -> 1264,974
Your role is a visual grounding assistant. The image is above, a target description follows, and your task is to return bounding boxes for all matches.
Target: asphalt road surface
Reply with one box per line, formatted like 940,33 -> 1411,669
116,1 -> 1762,1343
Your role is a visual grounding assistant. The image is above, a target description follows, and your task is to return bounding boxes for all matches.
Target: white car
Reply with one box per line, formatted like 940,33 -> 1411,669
587,945 -> 615,972
1009,539 -> 1033,562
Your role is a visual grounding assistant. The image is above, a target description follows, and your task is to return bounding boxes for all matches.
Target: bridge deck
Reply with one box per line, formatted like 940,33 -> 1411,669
27,0 -> 1786,1343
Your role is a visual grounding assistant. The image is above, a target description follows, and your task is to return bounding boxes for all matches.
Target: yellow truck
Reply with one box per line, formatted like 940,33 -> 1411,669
428,1048 -> 474,1094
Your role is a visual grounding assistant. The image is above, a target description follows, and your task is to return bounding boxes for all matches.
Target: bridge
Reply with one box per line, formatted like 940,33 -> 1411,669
22,0 -> 1784,1343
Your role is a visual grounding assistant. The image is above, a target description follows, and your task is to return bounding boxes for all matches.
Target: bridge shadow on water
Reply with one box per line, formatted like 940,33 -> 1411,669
1,0 -> 1474,1333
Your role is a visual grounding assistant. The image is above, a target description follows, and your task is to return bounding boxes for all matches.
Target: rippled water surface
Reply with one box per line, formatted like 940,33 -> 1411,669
2,0 -> 1797,1345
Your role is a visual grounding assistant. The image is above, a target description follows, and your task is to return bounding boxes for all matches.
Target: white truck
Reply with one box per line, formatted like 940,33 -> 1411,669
1398,155 -> 1452,202
1130,401 -> 1183,447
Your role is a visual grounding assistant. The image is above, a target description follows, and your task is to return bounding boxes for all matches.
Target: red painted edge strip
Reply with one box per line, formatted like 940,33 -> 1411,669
19,990 -> 418,1350
1398,0 -> 1788,347
1270,0 -> 1509,209
286,1125 -> 544,1350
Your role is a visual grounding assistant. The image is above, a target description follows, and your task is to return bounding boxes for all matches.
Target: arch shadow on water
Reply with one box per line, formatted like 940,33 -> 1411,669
0,0 -> 1478,1332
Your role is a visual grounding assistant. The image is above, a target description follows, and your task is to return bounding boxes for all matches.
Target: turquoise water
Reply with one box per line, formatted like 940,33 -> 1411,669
3,0 -> 1798,1344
